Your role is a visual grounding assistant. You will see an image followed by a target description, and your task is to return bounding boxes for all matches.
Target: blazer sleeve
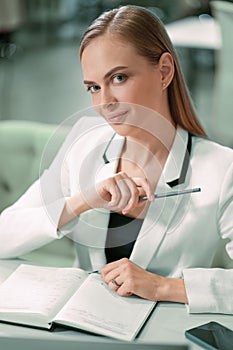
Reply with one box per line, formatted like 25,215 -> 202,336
0,118 -> 88,259
183,161 -> 233,314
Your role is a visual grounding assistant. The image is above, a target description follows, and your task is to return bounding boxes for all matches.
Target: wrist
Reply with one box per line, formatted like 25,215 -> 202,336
58,192 -> 91,230
67,192 -> 91,216
153,276 -> 188,304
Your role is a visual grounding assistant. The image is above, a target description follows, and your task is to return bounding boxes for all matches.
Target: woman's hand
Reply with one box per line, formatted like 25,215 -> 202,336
59,172 -> 153,229
101,258 -> 188,303
82,172 -> 154,215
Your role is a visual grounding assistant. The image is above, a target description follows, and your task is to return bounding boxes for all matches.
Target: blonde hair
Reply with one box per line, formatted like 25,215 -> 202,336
80,6 -> 206,137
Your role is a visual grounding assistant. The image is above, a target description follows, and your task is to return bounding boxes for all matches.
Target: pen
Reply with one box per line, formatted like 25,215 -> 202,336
88,270 -> 101,274
139,187 -> 201,202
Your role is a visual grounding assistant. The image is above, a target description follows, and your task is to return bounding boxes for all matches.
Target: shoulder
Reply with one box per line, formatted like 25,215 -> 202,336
190,136 -> 233,205
192,135 -> 233,166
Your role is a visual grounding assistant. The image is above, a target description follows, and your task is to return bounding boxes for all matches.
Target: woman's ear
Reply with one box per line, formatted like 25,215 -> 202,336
158,52 -> 174,89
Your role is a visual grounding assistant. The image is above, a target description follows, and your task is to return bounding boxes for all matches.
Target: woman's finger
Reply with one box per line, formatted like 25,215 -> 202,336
133,177 -> 154,201
108,277 -> 122,291
116,178 -> 132,209
120,178 -> 139,213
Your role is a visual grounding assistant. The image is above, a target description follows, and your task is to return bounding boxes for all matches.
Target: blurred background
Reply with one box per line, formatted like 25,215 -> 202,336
0,0 -> 233,146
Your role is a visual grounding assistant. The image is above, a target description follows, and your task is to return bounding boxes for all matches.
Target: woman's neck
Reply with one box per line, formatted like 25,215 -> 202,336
123,128 -> 175,169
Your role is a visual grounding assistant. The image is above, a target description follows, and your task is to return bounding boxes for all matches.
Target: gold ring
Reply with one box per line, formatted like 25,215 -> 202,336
111,279 -> 120,287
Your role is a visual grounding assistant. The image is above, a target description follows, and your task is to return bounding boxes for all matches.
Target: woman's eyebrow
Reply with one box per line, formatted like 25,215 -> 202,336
83,66 -> 128,85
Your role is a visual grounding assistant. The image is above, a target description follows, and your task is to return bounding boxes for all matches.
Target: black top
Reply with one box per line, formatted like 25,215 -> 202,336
105,212 -> 144,263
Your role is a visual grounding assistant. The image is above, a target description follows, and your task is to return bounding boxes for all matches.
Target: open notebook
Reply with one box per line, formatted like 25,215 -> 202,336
0,264 -> 157,341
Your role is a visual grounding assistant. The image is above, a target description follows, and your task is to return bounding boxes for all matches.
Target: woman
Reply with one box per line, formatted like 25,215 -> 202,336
0,6 -> 233,314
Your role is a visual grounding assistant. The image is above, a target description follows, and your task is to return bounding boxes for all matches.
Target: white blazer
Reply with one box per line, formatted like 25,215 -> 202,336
1,117 -> 233,314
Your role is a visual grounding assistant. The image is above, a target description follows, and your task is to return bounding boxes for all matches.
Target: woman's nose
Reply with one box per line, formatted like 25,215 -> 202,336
101,88 -> 118,109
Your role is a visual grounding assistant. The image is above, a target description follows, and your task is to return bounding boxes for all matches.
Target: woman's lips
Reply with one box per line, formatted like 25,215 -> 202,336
105,110 -> 128,124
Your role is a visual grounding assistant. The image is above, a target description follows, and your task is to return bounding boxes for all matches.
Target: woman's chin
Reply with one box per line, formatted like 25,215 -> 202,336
110,123 -> 140,137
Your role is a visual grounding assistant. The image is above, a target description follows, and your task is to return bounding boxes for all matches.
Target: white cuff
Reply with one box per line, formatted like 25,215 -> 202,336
183,268 -> 233,314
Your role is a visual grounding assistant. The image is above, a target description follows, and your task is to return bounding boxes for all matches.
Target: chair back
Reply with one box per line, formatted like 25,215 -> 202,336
0,120 -> 75,266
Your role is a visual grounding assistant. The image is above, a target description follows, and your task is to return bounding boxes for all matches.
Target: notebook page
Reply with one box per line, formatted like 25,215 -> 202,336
54,273 -> 156,341
0,264 -> 88,326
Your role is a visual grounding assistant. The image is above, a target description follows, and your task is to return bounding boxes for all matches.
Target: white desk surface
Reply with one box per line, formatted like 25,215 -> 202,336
0,259 -> 233,350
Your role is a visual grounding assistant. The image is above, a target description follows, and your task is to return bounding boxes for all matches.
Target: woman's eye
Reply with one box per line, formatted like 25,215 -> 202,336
87,85 -> 100,93
112,74 -> 127,84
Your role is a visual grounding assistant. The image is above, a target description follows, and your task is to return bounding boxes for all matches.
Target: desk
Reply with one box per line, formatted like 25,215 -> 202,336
0,259 -> 233,350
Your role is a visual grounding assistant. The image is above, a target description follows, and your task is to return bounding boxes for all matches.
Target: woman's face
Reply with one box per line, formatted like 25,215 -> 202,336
81,34 -> 172,135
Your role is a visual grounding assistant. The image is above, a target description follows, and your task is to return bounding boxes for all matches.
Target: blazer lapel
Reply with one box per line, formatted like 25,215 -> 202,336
95,133 -> 125,182
130,128 -> 191,269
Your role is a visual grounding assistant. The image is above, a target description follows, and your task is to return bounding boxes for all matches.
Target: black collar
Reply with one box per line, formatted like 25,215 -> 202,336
102,133 -> 116,165
167,132 -> 192,188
